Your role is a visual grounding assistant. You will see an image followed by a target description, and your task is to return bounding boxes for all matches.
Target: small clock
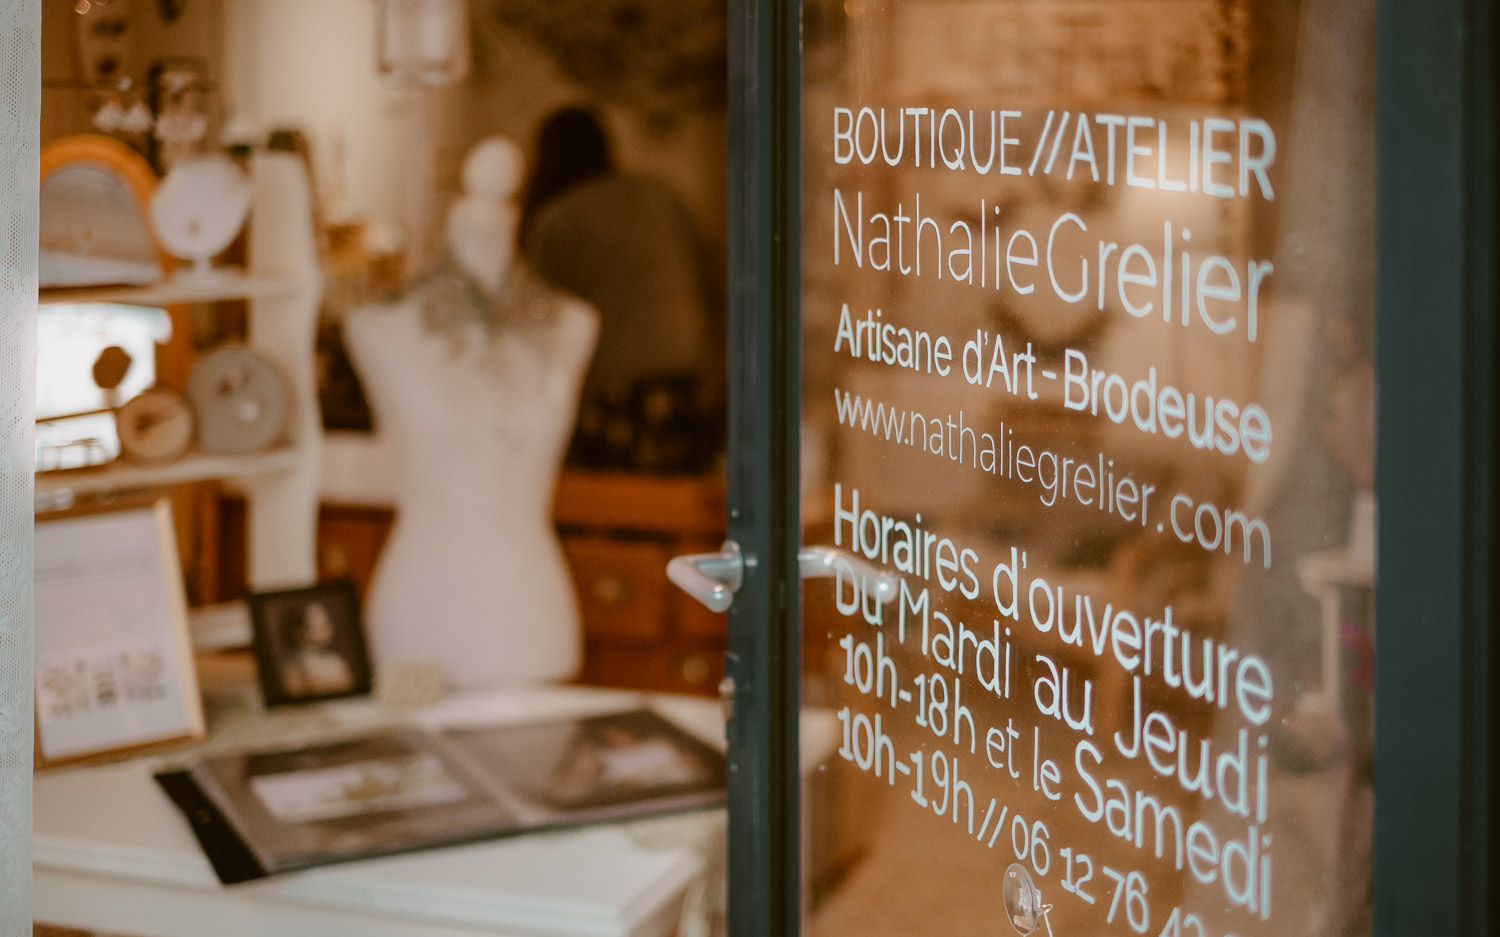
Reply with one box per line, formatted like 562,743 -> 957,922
116,388 -> 194,465
185,345 -> 290,455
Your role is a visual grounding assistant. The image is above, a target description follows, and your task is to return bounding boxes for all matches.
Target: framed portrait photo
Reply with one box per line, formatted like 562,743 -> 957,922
248,581 -> 373,707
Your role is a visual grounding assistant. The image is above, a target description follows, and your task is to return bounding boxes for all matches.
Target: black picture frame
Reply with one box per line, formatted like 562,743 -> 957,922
248,581 -> 373,707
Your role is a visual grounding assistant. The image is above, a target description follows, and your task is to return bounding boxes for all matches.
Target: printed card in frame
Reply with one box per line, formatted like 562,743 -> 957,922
34,496 -> 204,768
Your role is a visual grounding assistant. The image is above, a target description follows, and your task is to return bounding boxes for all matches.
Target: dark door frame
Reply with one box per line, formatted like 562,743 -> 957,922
725,0 -> 802,934
723,1 -> 1499,935
1373,1 -> 1497,934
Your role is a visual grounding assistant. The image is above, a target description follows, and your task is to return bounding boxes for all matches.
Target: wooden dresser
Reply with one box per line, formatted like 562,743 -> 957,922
217,470 -> 729,697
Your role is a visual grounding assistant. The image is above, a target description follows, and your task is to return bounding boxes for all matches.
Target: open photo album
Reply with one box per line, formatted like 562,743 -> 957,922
155,708 -> 726,884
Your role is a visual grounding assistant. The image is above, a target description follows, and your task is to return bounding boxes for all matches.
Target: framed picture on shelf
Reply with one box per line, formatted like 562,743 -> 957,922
34,496 -> 204,768
248,581 -> 372,707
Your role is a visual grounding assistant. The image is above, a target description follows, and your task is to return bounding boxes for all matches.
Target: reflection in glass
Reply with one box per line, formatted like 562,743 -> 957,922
35,303 -> 171,469
1003,862 -> 1051,936
799,2 -> 1374,937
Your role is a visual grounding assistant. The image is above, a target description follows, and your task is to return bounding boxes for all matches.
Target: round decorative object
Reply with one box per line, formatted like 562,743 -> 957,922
150,155 -> 252,277
374,660 -> 449,710
184,345 -> 290,455
461,137 -> 523,200
116,387 -> 193,465
91,345 -> 133,390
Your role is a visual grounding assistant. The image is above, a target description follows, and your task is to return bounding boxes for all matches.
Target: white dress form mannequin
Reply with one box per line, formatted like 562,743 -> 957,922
344,138 -> 599,689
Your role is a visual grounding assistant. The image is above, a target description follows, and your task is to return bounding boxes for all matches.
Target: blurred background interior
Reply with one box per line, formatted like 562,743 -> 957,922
36,0 -> 734,695
33,1 -> 738,935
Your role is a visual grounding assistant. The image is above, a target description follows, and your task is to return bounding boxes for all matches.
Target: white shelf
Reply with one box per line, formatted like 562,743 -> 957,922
35,445 -> 304,497
187,600 -> 253,650
39,270 -> 299,308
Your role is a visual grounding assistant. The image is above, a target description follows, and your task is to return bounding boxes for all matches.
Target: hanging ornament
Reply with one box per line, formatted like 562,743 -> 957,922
120,98 -> 155,134
376,0 -> 471,87
153,109 -> 208,147
91,95 -> 125,132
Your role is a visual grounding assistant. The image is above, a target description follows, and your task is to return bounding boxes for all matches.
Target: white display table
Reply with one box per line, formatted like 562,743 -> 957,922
33,684 -> 729,937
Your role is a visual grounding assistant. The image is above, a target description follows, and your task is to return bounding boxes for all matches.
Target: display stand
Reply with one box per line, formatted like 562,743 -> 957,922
36,151 -> 324,592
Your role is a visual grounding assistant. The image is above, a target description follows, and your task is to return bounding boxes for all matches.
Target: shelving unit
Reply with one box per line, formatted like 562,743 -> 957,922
35,152 -> 325,593
38,272 -> 297,309
35,446 -> 303,496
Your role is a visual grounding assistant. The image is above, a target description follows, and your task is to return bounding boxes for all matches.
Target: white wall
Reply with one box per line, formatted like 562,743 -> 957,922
220,0 -> 725,271
221,0 -> 471,250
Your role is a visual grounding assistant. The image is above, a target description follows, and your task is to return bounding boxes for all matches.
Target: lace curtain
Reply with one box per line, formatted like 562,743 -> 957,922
0,2 -> 39,934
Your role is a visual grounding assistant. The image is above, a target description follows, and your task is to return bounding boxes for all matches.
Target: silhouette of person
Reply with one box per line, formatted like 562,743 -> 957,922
521,107 -> 722,471
280,602 -> 354,698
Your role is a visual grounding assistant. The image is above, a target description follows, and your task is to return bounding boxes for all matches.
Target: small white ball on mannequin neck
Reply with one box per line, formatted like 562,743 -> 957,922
446,137 -> 523,299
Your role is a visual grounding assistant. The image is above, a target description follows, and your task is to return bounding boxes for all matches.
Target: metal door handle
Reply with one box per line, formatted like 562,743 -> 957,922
797,546 -> 899,604
666,540 -> 745,613
666,541 -> 899,612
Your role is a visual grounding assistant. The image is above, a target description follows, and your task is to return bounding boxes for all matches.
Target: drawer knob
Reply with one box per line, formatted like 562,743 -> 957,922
590,573 -> 629,605
320,545 -> 351,576
678,654 -> 712,685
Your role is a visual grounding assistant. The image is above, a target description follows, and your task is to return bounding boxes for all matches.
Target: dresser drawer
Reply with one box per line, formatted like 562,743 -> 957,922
579,640 -> 724,696
563,536 -> 669,641
317,506 -> 394,597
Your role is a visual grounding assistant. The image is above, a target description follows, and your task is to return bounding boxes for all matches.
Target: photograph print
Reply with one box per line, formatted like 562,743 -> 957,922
249,580 -> 372,706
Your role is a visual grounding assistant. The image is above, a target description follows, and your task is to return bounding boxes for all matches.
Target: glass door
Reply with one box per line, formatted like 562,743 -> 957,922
705,1 -> 1495,935
796,2 -> 1381,935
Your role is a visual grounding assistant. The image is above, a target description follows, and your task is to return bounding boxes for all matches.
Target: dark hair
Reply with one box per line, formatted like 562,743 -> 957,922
520,107 -> 613,242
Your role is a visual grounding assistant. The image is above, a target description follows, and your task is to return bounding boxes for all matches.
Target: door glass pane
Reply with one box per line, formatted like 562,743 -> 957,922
799,3 -> 1375,936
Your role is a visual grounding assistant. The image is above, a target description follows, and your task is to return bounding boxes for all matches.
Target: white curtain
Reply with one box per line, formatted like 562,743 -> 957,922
0,1 -> 38,934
